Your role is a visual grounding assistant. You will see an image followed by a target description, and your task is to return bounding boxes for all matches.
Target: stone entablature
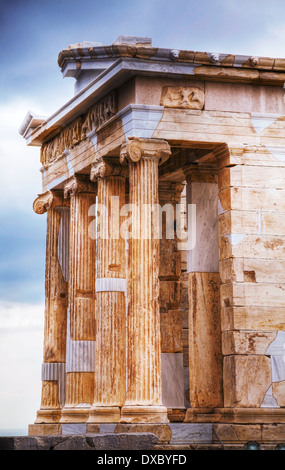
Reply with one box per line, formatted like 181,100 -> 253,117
41,91 -> 117,167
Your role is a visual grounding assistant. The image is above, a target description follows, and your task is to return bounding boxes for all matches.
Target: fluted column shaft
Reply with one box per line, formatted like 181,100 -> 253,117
88,159 -> 127,423
33,191 -> 69,424
61,176 -> 96,423
119,138 -> 171,423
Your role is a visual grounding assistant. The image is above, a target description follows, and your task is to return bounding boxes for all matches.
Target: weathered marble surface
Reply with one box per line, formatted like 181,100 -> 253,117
62,423 -> 87,435
271,356 -> 285,382
186,182 -> 219,273
161,353 -> 184,408
169,424 -> 212,444
99,424 -> 117,433
188,272 -> 223,408
261,386 -> 279,408
266,331 -> 285,355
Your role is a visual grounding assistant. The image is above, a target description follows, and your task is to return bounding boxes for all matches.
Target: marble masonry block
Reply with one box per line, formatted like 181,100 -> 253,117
221,306 -> 285,332
187,182 -> 219,273
113,35 -> 152,46
161,353 -> 184,408
181,309 -> 189,330
212,424 -> 262,443
169,424 -> 212,444
220,282 -> 285,309
205,82 -> 285,114
62,423 -> 87,435
100,424 -> 117,433
272,381 -> 285,407
183,333 -> 189,367
261,424 -> 285,442
28,424 -> 62,436
159,238 -> 181,278
86,424 -> 100,433
219,258 -> 285,284
182,328 -> 189,368
160,310 -> 183,353
114,424 -> 172,444
183,366 -> 190,408
218,210 -> 259,237
222,330 -> 277,355
180,250 -> 187,272
219,165 -> 285,191
218,185 -> 285,213
224,355 -> 271,407
271,356 -> 285,382
159,280 -> 181,312
180,278 -> 189,303
167,409 -> 186,422
261,386 -> 279,408
266,331 -> 285,355
219,234 -> 285,263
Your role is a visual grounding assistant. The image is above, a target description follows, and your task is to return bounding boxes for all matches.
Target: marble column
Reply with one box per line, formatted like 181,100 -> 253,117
119,138 -> 171,423
88,158 -> 128,423
33,190 -> 69,424
184,165 -> 223,421
60,175 -> 97,423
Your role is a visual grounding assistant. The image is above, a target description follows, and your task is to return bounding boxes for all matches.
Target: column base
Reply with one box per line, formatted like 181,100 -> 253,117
185,407 -> 285,424
60,405 -> 90,423
87,406 -> 121,423
34,408 -> 61,424
120,406 -> 169,424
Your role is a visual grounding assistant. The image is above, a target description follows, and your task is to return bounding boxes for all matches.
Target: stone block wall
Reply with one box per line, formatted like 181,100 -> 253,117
218,145 -> 285,409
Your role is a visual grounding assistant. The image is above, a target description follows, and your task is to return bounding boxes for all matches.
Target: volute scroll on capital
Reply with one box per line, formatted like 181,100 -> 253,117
33,190 -> 66,214
120,138 -> 171,166
63,175 -> 97,199
90,157 -> 128,181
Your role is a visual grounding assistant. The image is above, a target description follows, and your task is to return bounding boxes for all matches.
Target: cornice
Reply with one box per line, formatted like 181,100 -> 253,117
20,39 -> 285,149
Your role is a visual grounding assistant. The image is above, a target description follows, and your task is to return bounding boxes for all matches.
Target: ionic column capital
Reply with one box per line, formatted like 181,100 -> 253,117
90,157 -> 128,181
120,138 -> 171,166
33,190 -> 66,214
64,175 -> 96,199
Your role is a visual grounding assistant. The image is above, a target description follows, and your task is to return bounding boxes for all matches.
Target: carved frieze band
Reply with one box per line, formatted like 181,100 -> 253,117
160,86 -> 205,110
120,138 -> 171,166
40,91 -> 117,167
33,190 -> 66,214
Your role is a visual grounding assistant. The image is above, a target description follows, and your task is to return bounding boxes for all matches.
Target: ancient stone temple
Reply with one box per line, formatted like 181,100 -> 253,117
19,36 -> 285,448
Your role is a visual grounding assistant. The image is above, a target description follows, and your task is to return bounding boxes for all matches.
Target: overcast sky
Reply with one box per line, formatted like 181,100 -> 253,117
0,0 -> 284,433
